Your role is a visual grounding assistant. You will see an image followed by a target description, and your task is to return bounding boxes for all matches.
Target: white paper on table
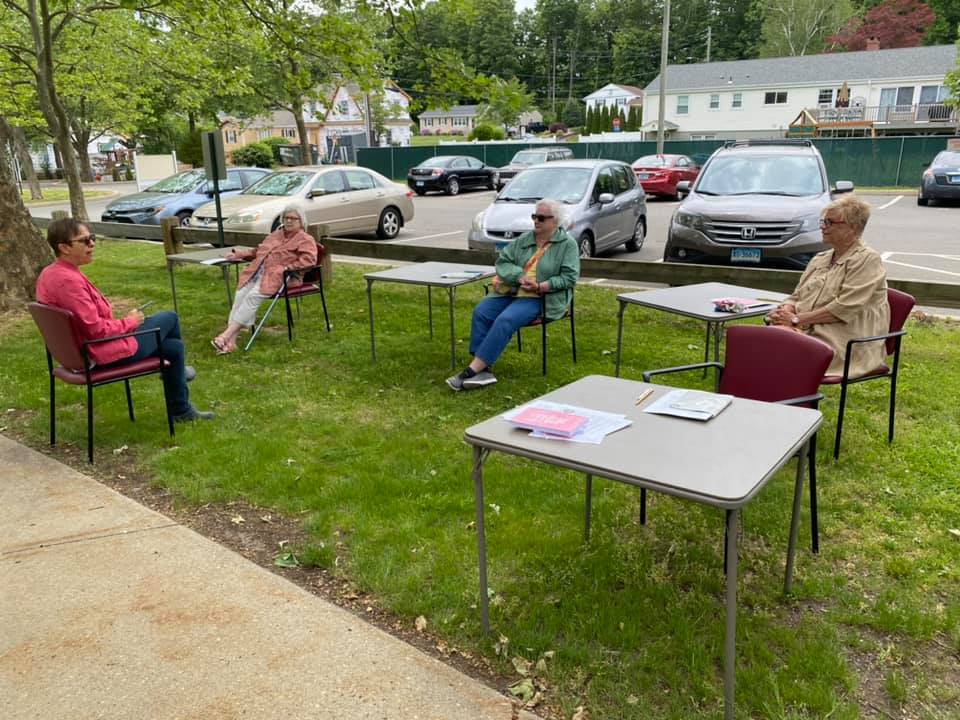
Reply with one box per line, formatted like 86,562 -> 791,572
200,257 -> 229,265
642,389 -> 733,421
503,400 -> 632,444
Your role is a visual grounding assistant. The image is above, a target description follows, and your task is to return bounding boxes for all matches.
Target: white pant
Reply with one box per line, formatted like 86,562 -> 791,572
228,277 -> 269,328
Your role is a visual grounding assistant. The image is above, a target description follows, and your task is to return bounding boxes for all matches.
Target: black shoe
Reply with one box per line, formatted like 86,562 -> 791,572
185,365 -> 197,382
173,405 -> 215,423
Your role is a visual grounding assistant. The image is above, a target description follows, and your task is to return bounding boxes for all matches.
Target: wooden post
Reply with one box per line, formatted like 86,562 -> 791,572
307,223 -> 332,284
161,217 -> 183,256
51,210 -> 69,221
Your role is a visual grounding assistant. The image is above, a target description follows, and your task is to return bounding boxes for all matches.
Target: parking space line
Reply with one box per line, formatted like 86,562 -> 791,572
887,252 -> 960,262
883,259 -> 960,278
392,231 -> 464,243
876,196 -> 903,210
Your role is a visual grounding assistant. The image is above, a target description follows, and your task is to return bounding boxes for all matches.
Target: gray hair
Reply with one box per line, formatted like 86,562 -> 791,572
281,204 -> 307,229
536,198 -> 568,228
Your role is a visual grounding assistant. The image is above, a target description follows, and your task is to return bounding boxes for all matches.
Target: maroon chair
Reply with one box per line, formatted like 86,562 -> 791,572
244,244 -> 330,351
516,289 -> 576,375
28,302 -> 174,463
643,325 -> 835,553
821,288 -> 915,459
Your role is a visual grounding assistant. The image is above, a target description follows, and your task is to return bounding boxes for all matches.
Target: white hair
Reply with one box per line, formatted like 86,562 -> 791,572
537,198 -> 568,228
281,204 -> 307,228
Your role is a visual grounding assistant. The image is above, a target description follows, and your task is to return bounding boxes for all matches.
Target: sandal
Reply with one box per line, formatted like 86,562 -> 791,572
211,337 -> 233,355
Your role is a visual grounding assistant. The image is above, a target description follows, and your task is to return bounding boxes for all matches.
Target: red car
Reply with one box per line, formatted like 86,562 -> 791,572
632,154 -> 700,199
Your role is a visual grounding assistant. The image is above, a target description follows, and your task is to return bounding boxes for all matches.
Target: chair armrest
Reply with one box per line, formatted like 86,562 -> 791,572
844,328 -> 906,350
83,326 -> 162,347
776,392 -> 824,408
642,362 -> 722,383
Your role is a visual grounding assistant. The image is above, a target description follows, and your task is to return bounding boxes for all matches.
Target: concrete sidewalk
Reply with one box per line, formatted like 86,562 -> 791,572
0,436 -> 534,719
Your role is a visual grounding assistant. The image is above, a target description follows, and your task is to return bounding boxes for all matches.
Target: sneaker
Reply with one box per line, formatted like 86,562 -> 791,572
185,365 -> 197,383
463,370 -> 497,388
446,371 -> 468,391
173,405 -> 215,423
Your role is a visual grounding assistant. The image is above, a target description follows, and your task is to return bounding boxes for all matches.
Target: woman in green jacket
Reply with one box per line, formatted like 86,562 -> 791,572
447,199 -> 580,390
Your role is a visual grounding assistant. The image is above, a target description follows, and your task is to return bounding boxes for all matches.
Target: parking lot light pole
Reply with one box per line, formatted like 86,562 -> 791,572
657,0 -> 671,155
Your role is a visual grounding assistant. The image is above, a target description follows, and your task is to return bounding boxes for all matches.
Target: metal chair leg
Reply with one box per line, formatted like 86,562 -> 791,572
639,488 -> 647,525
125,380 -> 135,421
47,356 -> 56,447
86,384 -> 94,464
833,381 -> 850,459
809,431 -> 819,554
284,293 -> 294,341
541,313 -> 548,375
318,280 -> 331,332
569,300 -> 577,363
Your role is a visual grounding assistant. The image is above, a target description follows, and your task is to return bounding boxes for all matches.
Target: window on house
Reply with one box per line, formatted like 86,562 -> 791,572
676,95 -> 689,115
709,94 -> 720,110
690,134 -> 717,140
258,129 -> 271,140
764,91 -> 788,105
731,93 -> 742,109
337,100 -> 349,114
224,130 -> 237,144
282,128 -> 296,138
817,88 -> 834,106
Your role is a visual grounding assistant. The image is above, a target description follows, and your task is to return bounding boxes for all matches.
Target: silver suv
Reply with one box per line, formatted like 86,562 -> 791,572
495,147 -> 574,190
468,159 -> 646,258
664,140 -> 853,269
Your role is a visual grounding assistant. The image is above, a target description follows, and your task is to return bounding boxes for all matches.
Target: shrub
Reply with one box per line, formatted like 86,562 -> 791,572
420,128 -> 433,136
231,142 -> 273,168
123,166 -> 134,181
260,136 -> 288,164
469,124 -> 506,141
176,130 -> 204,167
549,122 -> 568,134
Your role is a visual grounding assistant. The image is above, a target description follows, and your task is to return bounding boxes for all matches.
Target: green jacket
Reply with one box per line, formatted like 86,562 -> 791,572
495,227 -> 580,321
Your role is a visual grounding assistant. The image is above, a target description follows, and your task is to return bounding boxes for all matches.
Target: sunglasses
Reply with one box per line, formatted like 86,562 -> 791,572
72,234 -> 96,246
531,214 -> 554,222
819,218 -> 846,229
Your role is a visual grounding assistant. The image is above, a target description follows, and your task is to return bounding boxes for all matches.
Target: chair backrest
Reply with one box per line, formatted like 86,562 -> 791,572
27,302 -> 86,371
719,325 -> 835,405
886,288 -> 915,355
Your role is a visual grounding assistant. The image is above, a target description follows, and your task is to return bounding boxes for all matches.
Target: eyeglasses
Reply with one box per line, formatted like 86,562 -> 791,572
531,214 -> 554,222
73,234 -> 96,246
282,216 -> 301,222
819,218 -> 846,229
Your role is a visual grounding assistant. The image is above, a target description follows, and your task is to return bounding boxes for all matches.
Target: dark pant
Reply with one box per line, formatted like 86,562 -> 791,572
129,311 -> 191,416
469,295 -> 542,366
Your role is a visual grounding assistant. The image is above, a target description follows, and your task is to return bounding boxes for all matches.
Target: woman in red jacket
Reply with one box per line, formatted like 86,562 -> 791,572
211,205 -> 318,354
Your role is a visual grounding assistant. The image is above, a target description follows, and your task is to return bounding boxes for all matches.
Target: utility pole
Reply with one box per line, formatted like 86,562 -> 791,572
364,93 -> 375,147
656,0 -> 671,154
706,25 -> 712,63
552,38 -> 558,117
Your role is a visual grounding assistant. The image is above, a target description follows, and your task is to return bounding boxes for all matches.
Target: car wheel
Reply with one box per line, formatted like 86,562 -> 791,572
624,217 -> 646,252
917,193 -> 928,206
176,211 -> 192,227
445,177 -> 460,196
414,188 -> 426,196
376,206 -> 402,239
486,175 -> 496,191
578,232 -> 595,258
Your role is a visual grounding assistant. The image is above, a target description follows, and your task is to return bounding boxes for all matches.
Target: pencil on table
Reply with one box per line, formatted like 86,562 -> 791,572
635,388 -> 654,406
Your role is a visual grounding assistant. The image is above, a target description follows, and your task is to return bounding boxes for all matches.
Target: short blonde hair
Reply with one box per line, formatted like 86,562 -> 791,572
823,194 -> 870,235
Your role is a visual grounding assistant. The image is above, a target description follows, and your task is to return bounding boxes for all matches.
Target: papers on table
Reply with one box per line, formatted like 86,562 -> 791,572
643,389 -> 733,421
503,400 -> 632,444
711,296 -> 777,313
199,257 -> 230,265
440,270 -> 488,279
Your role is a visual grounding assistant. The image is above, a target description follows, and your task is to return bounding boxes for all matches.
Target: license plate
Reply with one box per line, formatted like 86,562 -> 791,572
416,181 -> 424,186
731,247 -> 762,263
948,174 -> 960,184
637,173 -> 649,180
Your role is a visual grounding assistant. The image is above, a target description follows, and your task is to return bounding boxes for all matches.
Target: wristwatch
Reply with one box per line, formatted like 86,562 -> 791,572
791,315 -> 800,326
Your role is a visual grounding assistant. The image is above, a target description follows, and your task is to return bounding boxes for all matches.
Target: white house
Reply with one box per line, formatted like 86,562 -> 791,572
582,83 -> 645,114
642,44 -> 958,140
307,81 -> 413,148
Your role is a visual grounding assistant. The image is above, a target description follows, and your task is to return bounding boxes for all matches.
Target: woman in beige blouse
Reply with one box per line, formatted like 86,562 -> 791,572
766,194 -> 889,377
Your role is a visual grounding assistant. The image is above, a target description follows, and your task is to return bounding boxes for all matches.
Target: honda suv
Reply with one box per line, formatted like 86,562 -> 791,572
663,140 -> 853,269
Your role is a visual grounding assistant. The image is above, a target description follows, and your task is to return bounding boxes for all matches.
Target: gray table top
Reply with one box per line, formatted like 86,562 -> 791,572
617,282 -> 789,321
166,247 -> 246,264
364,262 -> 495,288
464,375 -> 820,509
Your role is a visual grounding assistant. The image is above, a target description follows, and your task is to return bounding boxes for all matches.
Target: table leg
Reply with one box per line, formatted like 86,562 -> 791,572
703,322 -> 712,366
724,508 -> 739,720
583,475 -> 593,541
714,322 -> 724,364
614,302 -> 626,377
427,286 -> 434,339
367,279 -> 376,361
473,446 -> 490,633
447,287 -> 457,370
784,438 -> 808,595
167,261 -> 178,316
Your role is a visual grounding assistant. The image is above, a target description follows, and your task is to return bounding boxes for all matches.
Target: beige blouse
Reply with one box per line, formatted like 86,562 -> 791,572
786,241 -> 890,377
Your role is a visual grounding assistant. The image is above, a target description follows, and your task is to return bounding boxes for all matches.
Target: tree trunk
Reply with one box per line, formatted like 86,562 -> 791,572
293,98 -> 311,165
0,174 -> 52,311
75,134 -> 94,183
12,125 -> 43,200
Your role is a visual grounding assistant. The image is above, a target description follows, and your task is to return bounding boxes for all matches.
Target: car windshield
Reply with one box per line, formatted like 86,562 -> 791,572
146,170 -> 207,193
934,151 -> 960,166
418,157 -> 454,168
511,151 -> 549,165
634,155 -> 669,167
243,171 -> 313,196
696,155 -> 824,196
498,167 -> 592,204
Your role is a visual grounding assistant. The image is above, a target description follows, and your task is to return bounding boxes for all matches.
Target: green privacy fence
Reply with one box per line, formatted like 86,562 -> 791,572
358,136 -> 949,187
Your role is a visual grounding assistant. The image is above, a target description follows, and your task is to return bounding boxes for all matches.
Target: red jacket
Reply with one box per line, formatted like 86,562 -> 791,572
35,259 -> 138,366
236,228 -> 319,296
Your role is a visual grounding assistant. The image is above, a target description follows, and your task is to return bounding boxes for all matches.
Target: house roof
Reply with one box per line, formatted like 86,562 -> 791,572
418,105 -> 479,118
644,44 -> 958,93
583,83 -> 645,101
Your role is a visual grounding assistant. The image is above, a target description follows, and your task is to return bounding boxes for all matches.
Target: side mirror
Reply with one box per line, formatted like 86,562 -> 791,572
597,192 -> 615,205
833,180 -> 854,194
308,188 -> 326,198
677,180 -> 691,192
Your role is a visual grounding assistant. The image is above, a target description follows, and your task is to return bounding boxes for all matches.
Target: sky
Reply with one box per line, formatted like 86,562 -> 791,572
515,0 -> 536,11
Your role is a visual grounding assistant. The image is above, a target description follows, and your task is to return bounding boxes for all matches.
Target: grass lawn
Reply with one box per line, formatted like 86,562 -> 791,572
411,135 -> 445,146
2,240 -> 959,719
22,188 -> 113,204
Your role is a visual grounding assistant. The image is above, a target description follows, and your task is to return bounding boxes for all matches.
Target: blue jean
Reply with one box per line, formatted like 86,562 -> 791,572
470,295 -> 542,367
129,311 -> 191,416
